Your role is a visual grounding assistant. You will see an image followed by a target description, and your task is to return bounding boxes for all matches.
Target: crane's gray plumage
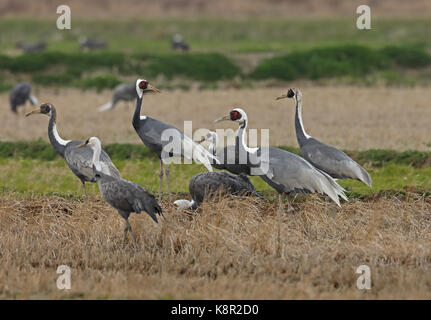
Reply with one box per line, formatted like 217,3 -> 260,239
277,88 -> 372,188
9,82 -> 38,113
133,79 -> 217,195
99,82 -> 155,112
78,137 -> 162,248
15,41 -> 46,53
26,103 -> 120,196
171,34 -> 189,52
214,108 -> 347,213
79,37 -> 107,50
174,171 -> 259,210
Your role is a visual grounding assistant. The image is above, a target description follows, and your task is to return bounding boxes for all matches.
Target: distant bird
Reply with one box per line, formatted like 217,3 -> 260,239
171,34 -> 189,52
98,82 -> 154,112
214,108 -> 347,213
174,171 -> 259,210
77,137 -> 163,248
276,88 -> 372,187
15,41 -> 46,53
26,103 -> 121,196
9,82 -> 38,114
79,36 -> 107,51
133,79 -> 217,195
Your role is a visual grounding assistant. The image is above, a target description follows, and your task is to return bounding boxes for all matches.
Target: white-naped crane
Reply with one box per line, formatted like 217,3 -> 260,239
9,82 -> 38,114
132,79 -> 217,196
77,137 -> 163,248
174,171 -> 259,210
276,88 -> 372,187
214,108 -> 347,214
26,103 -> 120,196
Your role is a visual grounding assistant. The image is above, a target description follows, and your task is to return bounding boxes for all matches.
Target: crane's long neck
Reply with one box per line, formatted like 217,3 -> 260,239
236,120 -> 257,154
92,143 -> 102,172
48,107 -> 69,157
295,98 -> 311,145
132,95 -> 144,130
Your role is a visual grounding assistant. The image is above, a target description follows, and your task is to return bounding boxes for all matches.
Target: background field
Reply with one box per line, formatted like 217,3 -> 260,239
1,0 -> 431,300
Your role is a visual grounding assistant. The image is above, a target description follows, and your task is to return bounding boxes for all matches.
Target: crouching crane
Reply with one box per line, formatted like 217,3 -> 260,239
174,171 -> 259,210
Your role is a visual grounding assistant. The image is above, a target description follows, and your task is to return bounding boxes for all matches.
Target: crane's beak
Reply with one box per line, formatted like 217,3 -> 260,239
195,137 -> 206,144
276,93 -> 288,100
214,115 -> 230,123
75,142 -> 87,149
25,108 -> 42,117
146,84 -> 161,93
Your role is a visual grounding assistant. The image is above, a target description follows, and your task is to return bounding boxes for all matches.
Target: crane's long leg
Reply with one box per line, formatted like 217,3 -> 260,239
286,196 -> 295,213
81,181 -> 87,198
278,194 -> 284,217
122,225 -> 129,249
159,159 -> 164,198
165,166 -> 171,195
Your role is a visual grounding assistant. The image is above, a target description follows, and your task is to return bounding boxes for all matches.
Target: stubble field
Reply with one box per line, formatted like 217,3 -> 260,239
1,85 -> 431,299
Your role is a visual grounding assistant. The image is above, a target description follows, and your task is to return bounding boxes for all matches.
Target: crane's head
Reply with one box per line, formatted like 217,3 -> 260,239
276,88 -> 302,102
136,79 -> 160,98
214,107 -> 248,125
25,103 -> 54,117
76,136 -> 101,150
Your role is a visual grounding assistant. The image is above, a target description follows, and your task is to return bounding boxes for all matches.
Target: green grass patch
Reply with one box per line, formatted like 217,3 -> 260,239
250,44 -> 431,81
0,158 -> 428,198
1,141 -> 431,168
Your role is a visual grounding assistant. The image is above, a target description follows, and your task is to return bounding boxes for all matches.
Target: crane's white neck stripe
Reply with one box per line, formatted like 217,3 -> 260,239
91,143 -> 102,172
140,115 -> 147,120
239,122 -> 258,154
297,100 -> 311,139
52,124 -> 71,146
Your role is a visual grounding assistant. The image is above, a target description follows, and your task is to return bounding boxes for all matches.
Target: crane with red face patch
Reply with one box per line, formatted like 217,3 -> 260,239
133,79 -> 218,197
214,108 -> 347,214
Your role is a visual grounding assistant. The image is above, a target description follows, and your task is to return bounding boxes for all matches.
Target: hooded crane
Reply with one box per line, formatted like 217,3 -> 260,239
26,103 -> 120,196
98,82 -> 154,112
133,79 -> 217,195
77,137 -> 162,248
10,82 -> 38,114
174,171 -> 259,210
214,108 -> 347,213
276,88 -> 372,187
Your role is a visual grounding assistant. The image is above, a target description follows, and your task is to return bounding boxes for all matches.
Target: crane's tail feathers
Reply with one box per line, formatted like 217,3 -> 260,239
359,166 -> 372,188
317,170 -> 348,206
182,135 -> 219,171
29,95 -> 38,105
98,102 -> 114,112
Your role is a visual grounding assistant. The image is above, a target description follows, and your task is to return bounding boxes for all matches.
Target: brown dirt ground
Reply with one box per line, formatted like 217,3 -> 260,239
0,193 -> 430,299
1,86 -> 431,151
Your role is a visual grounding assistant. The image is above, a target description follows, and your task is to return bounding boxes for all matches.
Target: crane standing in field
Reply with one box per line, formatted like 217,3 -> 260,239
26,103 -> 121,196
214,108 -> 347,214
77,137 -> 163,248
79,36 -> 107,51
99,82 -> 143,112
132,79 -> 217,196
15,41 -> 46,53
9,82 -> 38,114
174,171 -> 259,210
276,88 -> 372,187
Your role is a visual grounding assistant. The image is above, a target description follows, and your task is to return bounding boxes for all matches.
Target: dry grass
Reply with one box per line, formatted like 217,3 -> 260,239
2,86 -> 431,151
1,0 -> 430,18
0,192 -> 430,299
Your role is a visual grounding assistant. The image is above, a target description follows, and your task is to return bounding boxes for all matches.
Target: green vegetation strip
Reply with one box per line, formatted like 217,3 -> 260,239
0,140 -> 430,168
250,44 -> 431,81
0,44 -> 430,91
